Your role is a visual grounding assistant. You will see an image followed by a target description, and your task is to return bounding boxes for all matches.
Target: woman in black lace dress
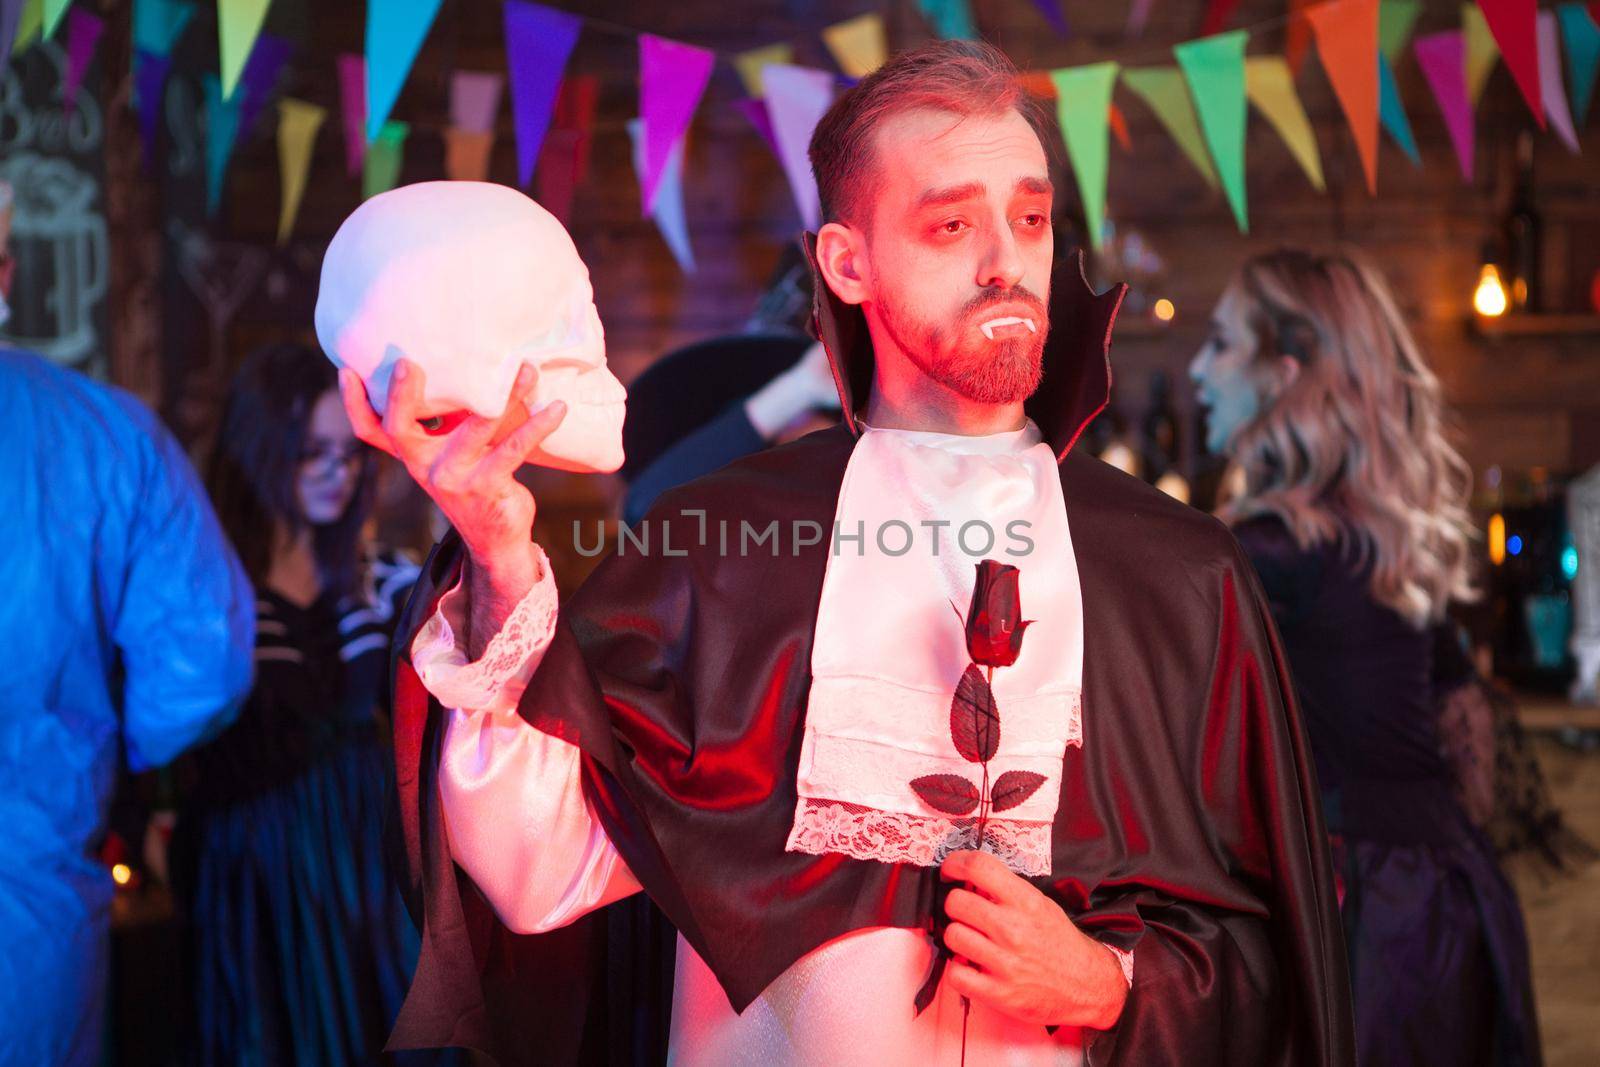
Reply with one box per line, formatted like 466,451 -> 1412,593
173,342 -> 441,1065
1190,250 -> 1540,1066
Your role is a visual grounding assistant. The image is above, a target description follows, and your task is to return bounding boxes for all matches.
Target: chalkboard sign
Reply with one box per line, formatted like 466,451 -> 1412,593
0,41 -> 110,377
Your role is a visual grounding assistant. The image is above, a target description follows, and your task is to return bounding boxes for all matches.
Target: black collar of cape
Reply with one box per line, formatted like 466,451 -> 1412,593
800,232 -> 1126,464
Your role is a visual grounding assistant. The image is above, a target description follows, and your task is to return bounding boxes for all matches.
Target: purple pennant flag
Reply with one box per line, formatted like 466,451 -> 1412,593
451,70 -> 503,134
639,35 -> 714,214
505,0 -> 580,189
2,0 -> 23,70
135,49 -> 173,170
62,9 -> 105,112
338,53 -> 366,178
1126,0 -> 1154,38
763,65 -> 834,230
235,33 -> 294,141
1031,0 -> 1069,36
734,97 -> 781,158
1415,30 -> 1475,181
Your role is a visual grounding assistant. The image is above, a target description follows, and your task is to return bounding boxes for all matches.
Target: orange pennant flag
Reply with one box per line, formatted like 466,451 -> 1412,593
1286,0 -> 1317,74
1307,0 -> 1381,195
444,128 -> 495,181
1108,102 -> 1132,151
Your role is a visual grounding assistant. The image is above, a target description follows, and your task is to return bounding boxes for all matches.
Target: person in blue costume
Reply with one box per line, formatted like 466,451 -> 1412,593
1191,248 -> 1541,1066
170,342 -> 446,1066
0,181 -> 255,1067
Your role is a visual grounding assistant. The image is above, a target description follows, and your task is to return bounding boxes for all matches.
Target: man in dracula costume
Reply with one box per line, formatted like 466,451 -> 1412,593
340,41 -> 1352,1067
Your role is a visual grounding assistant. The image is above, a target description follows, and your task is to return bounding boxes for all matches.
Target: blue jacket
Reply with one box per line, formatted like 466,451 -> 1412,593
0,349 -> 253,1066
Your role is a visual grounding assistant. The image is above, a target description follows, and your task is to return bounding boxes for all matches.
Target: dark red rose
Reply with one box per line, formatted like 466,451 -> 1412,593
965,559 -> 1031,668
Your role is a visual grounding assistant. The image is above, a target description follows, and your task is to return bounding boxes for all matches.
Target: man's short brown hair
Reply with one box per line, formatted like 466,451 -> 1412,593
807,40 -> 1049,228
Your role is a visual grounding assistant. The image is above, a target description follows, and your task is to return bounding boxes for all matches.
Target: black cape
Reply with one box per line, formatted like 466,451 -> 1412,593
386,250 -> 1355,1066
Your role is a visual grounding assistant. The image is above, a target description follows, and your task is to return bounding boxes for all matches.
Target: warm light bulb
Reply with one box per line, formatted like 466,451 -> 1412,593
1488,513 -> 1506,566
111,863 -> 132,886
1152,298 -> 1175,323
1474,263 -> 1508,317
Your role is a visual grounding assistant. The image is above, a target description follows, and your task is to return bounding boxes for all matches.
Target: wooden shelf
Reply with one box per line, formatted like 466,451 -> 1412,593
1472,313 -> 1600,338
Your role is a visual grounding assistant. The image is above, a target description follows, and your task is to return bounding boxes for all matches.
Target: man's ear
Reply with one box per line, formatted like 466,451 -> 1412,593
814,222 -> 869,307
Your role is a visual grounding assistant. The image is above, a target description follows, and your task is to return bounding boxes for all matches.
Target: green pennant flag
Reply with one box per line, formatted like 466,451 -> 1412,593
1379,0 -> 1423,62
1120,66 -> 1218,187
1558,3 -> 1600,126
363,120 -> 408,199
1175,30 -> 1249,233
219,0 -> 269,100
1050,62 -> 1119,250
41,0 -> 66,39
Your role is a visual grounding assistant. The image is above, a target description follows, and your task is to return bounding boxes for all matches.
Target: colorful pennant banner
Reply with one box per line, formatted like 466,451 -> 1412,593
218,0 -> 269,100
204,73 -> 245,215
62,9 -> 103,112
1476,0 -> 1544,126
451,70 -> 502,134
1557,3 -> 1600,125
1308,0 -> 1381,195
639,35 -> 714,215
1245,56 -> 1325,191
734,43 -> 793,98
822,14 -> 886,79
538,75 -> 598,224
1050,61 -> 1119,250
1463,4 -> 1500,106
628,117 -> 695,272
763,64 -> 834,230
1176,31 -> 1249,233
363,120 -> 409,199
505,0 -> 579,189
365,0 -> 442,143
338,54 -> 365,178
1416,29 -> 1476,180
276,97 -> 325,244
1537,11 -> 1580,151
1121,66 -> 1219,187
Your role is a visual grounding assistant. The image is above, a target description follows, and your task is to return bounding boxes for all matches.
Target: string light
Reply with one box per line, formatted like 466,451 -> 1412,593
111,864 -> 132,886
1488,513 -> 1506,566
1152,298 -> 1175,322
1474,263 -> 1508,318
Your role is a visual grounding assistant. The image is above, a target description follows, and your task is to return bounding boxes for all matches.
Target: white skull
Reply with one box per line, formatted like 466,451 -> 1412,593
314,181 -> 626,473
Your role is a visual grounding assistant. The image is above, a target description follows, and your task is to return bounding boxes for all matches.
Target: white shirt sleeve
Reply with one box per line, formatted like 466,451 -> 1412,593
414,542 -> 643,934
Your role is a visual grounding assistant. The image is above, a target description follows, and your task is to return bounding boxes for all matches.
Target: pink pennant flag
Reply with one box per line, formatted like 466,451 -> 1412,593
1476,0 -> 1545,127
763,64 -> 834,230
62,9 -> 104,112
1126,0 -> 1155,38
1415,30 -> 1476,180
338,53 -> 366,178
638,35 -> 714,214
1537,12 -> 1580,151
451,70 -> 503,134
734,97 -> 782,158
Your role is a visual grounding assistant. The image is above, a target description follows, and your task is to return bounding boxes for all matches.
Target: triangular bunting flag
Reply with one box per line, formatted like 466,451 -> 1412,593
1476,0 -> 1544,126
1416,30 -> 1476,179
365,0 -> 442,142
337,54 -> 365,178
537,75 -> 597,225
1245,56 -> 1326,191
41,0 -> 65,40
1463,4 -> 1500,105
919,0 -> 976,40
444,128 -> 495,181
236,33 -> 293,140
505,1 -> 580,189
218,0 -> 269,100
1380,0 -> 1423,62
735,97 -> 782,158
2,0 -> 23,69
628,117 -> 695,272
204,74 -> 245,215
1050,62 -> 1119,249
133,0 -> 193,56
1379,54 -> 1422,163
134,50 -> 172,168
363,120 -> 408,199
734,43 -> 792,98
1109,102 -> 1132,151
1307,0 -> 1381,195
763,64 -> 834,230
1538,12 -> 1581,151
62,9 -> 104,112
822,14 -> 886,79
451,71 -> 503,134
1202,0 -> 1241,36
1127,0 -> 1154,39
276,97 -> 324,244
1558,3 -> 1600,125
1031,0 -> 1069,36
1175,31 -> 1249,232
1121,66 -> 1219,186
639,35 -> 714,215
13,0 -> 41,55
1288,0 -> 1316,74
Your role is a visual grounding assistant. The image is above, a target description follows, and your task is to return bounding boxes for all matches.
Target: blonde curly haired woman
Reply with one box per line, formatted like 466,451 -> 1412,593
1190,249 -> 1538,1067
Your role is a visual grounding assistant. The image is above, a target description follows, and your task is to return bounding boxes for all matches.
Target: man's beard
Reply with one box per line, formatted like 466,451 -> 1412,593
878,285 -> 1048,405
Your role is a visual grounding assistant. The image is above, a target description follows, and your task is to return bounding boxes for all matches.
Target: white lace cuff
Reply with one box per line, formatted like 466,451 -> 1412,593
1104,943 -> 1135,988
411,542 -> 559,714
